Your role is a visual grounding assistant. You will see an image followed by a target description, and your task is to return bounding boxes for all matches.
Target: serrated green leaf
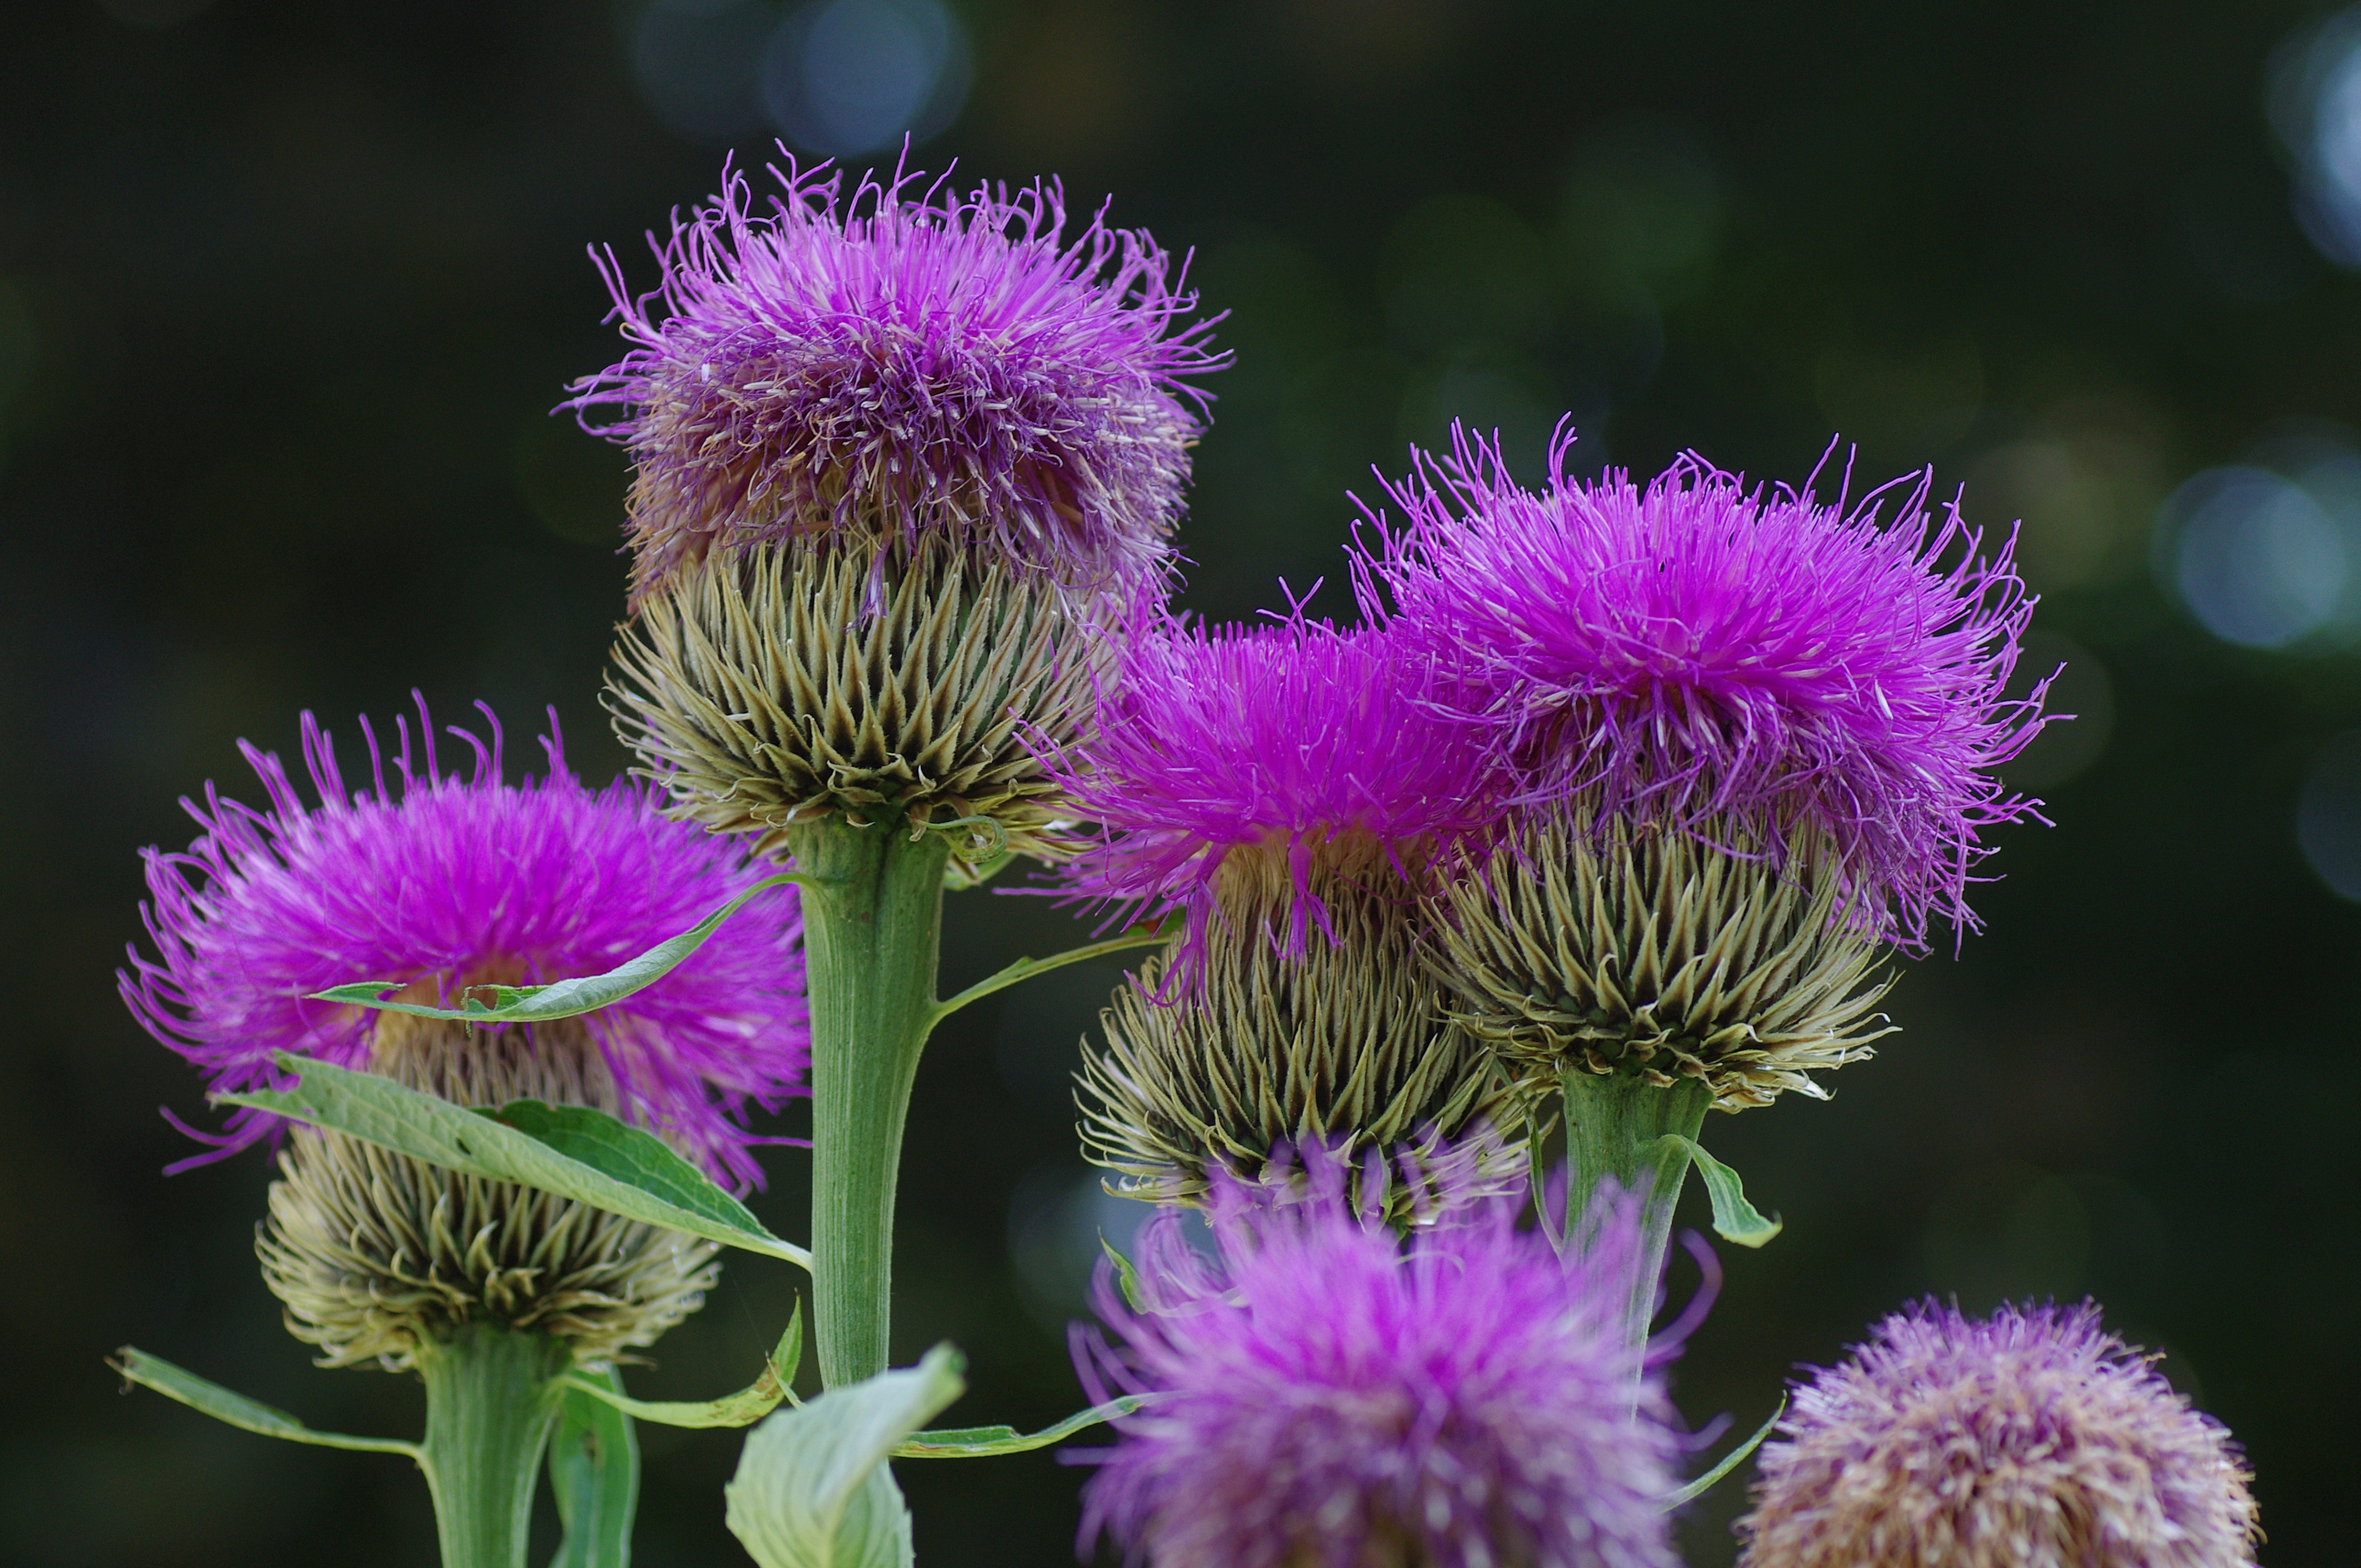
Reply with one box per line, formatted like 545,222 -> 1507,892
893,1393 -> 1150,1457
725,1344 -> 966,1568
216,1053 -> 809,1269
110,1347 -> 421,1459
1664,1395 -> 1786,1509
1654,1134 -> 1783,1247
550,1366 -> 640,1568
308,870 -> 815,1025
565,1309 -> 802,1429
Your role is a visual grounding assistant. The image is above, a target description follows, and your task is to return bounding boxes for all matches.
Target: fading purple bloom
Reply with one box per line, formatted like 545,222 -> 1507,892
1071,1158 -> 1684,1568
1042,608 -> 1500,977
1362,426 -> 2051,949
119,698 -> 808,1188
1740,1300 -> 2260,1568
567,154 -> 1225,603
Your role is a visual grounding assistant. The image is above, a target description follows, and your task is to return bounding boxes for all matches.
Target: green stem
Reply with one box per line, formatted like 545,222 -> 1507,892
1559,1068 -> 1712,1358
416,1325 -> 572,1568
790,816 -> 952,1389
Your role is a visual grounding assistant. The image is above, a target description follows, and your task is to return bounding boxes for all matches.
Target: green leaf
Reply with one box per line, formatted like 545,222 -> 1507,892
725,1344 -> 966,1568
565,1309 -> 803,1429
109,1347 -> 421,1460
216,1053 -> 810,1269
550,1367 -> 640,1568
928,916 -> 1180,1024
1664,1395 -> 1786,1509
307,871 -> 817,1024
1654,1134 -> 1783,1247
893,1393 -> 1150,1458
1099,1236 -> 1146,1313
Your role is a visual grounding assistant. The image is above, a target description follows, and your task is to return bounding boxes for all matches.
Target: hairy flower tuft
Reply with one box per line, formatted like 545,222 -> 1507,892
1739,1299 -> 2261,1568
1045,609 -> 1499,977
120,698 -> 808,1188
567,155 -> 1225,603
1366,426 -> 2051,949
1074,1161 -> 1685,1568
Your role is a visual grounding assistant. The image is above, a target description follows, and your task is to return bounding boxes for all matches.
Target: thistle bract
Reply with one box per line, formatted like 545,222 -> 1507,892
1739,1300 -> 2260,1568
1367,427 -> 2050,949
568,156 -> 1223,603
1074,1162 -> 1683,1568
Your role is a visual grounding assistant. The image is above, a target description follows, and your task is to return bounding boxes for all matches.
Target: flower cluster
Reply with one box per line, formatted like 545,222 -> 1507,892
567,156 -> 1225,602
1074,1161 -> 1685,1568
121,698 -> 808,1188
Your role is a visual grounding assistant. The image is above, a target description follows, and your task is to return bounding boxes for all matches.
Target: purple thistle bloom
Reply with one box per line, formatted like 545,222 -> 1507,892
1043,608 -> 1500,974
566,155 -> 1226,603
1363,426 -> 2052,949
120,698 -> 808,1189
1739,1300 -> 2260,1568
1071,1159 -> 1685,1568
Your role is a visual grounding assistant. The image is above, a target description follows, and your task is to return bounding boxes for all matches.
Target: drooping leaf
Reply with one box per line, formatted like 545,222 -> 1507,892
216,1053 -> 810,1268
1665,1395 -> 1786,1508
725,1344 -> 966,1568
893,1393 -> 1151,1458
308,870 -> 814,1025
566,1309 -> 803,1429
550,1367 -> 640,1568
1655,1134 -> 1783,1247
109,1347 -> 420,1459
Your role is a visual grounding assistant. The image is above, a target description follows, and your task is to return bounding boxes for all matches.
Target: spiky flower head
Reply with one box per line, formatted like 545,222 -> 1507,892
567,156 -> 1223,605
1080,850 -> 1516,1218
1046,609 -> 1500,973
1073,1161 -> 1684,1568
1431,799 -> 1895,1110
1366,427 -> 2050,950
121,700 -> 808,1365
1739,1300 -> 2261,1568
612,532 -> 1111,872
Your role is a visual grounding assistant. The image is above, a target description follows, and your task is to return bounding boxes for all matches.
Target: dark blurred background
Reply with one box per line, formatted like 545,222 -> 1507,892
7,1 -> 2359,1563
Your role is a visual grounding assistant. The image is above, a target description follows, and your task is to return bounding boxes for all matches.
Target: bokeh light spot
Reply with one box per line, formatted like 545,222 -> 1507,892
2297,730 -> 2361,900
764,0 -> 970,157
2158,465 -> 2348,649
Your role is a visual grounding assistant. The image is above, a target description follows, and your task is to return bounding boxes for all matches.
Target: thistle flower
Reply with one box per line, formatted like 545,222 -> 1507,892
1047,612 -> 1512,1207
1073,1161 -> 1684,1568
119,699 -> 808,1366
1739,1300 -> 2261,1568
1367,426 -> 2050,950
567,156 -> 1223,603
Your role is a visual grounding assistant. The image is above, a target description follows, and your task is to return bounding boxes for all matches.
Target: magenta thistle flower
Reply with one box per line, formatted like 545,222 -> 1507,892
1045,608 -> 1500,972
120,698 -> 808,1189
1071,1158 -> 1685,1568
1739,1300 -> 2261,1568
566,155 -> 1226,602
1364,426 -> 2051,948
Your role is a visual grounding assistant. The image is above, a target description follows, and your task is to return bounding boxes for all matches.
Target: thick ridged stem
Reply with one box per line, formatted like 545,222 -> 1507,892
416,1325 -> 573,1568
1560,1069 -> 1712,1362
790,815 -> 951,1388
